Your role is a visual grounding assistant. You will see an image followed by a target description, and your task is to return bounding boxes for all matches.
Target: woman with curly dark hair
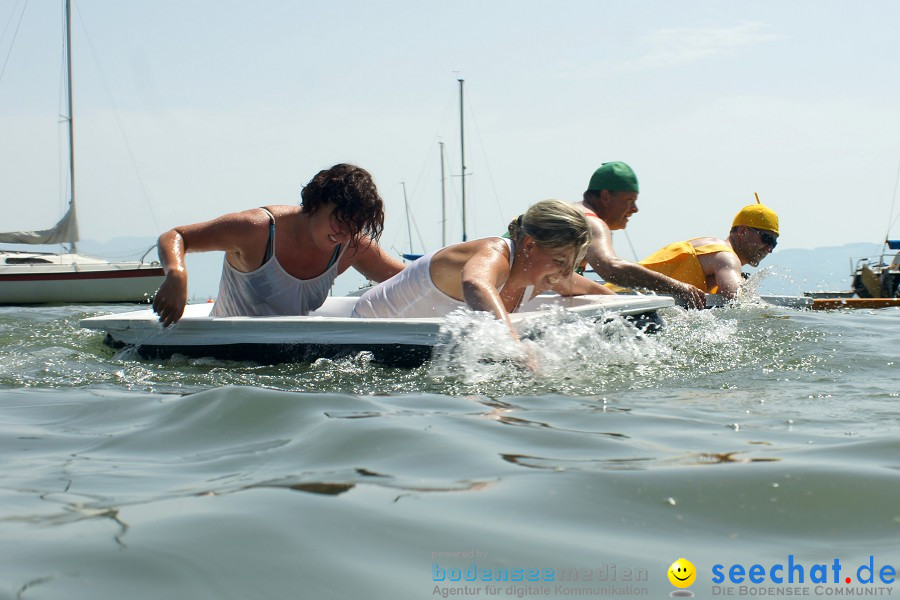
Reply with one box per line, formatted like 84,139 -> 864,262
152,164 -> 403,326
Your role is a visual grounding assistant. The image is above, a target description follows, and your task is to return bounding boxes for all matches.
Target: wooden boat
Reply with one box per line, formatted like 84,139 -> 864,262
849,240 -> 900,299
614,291 -> 814,309
805,240 -> 899,310
705,294 -> 813,309
0,0 -> 163,305
80,294 -> 675,367
810,298 -> 900,310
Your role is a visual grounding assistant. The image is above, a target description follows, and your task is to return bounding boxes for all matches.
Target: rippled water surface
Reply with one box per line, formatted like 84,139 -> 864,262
0,302 -> 897,599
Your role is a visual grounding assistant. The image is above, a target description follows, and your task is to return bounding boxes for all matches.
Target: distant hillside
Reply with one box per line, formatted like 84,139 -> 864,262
749,242 -> 884,295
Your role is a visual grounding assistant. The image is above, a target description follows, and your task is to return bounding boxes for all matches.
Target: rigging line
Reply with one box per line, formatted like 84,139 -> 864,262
0,0 -> 24,46
407,96 -> 455,202
388,91 -> 464,252
404,138 -> 446,253
622,228 -> 639,262
412,204 -> 428,254
386,95 -> 456,253
406,143 -> 442,252
412,94 -> 459,248
386,155 -> 434,254
0,0 -> 29,86
400,181 -> 428,254
73,3 -> 162,234
461,86 -> 505,234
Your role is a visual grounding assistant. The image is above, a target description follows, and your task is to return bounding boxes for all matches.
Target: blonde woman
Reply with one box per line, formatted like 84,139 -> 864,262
352,199 -> 612,341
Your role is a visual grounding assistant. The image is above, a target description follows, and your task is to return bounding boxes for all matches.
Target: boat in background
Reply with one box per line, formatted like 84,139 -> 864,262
804,239 -> 900,310
0,248 -> 163,305
0,0 -> 163,305
705,294 -> 813,309
806,162 -> 900,311
849,239 -> 900,299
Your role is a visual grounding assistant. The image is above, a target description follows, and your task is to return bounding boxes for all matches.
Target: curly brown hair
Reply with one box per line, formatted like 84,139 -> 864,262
300,164 -> 385,246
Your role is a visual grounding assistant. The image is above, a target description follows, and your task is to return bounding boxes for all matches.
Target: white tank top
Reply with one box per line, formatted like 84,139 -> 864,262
210,212 -> 347,317
352,237 -> 533,318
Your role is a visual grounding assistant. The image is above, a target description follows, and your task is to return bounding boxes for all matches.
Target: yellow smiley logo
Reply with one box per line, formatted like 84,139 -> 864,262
668,558 -> 696,588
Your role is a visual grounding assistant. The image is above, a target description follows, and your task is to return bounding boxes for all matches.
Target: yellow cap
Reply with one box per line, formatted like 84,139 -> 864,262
732,196 -> 779,235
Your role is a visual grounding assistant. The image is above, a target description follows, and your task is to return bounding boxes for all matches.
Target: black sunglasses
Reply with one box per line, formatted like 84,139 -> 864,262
752,228 -> 778,249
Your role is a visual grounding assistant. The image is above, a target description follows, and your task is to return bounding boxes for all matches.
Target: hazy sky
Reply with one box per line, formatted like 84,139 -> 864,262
3,0 -> 900,287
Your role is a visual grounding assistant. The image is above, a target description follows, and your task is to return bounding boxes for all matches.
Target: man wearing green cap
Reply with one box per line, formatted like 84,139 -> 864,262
574,162 -> 707,308
638,201 -> 780,298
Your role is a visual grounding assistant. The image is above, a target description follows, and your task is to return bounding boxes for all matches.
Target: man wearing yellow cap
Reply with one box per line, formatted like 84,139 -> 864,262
638,201 -> 780,298
574,162 -> 707,308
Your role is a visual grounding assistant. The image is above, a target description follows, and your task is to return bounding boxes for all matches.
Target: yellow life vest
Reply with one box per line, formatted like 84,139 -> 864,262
639,239 -> 735,294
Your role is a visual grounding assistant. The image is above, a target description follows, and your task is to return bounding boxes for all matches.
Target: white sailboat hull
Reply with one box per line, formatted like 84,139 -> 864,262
0,252 -> 163,304
81,294 -> 675,367
0,2 -> 165,306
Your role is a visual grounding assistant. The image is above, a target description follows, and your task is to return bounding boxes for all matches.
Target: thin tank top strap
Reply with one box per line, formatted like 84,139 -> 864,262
514,284 -> 535,312
326,243 -> 342,269
497,237 -> 518,296
260,208 -> 276,268
584,211 -> 600,219
501,237 -> 515,266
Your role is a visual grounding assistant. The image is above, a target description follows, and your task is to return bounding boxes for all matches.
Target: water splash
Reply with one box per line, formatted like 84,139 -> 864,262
427,307 -> 675,393
518,305 -> 670,371
429,310 -> 528,385
0,302 -> 853,397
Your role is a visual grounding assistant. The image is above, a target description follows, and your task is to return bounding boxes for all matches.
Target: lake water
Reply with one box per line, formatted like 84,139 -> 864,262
0,299 -> 898,599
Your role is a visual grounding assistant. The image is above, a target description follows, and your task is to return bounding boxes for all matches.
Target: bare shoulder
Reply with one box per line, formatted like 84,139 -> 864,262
424,239 -> 508,279
573,203 -> 610,237
690,236 -> 729,247
469,238 -> 514,267
173,206 -> 272,248
340,236 -> 405,281
481,237 -> 512,255
588,214 -> 611,236
262,205 -> 302,219
439,237 -> 510,260
701,247 -> 742,271
574,199 -> 594,214
341,235 -> 386,262
692,238 -> 739,267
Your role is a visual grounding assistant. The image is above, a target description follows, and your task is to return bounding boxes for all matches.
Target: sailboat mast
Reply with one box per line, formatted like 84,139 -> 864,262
402,181 -> 413,255
65,0 -> 77,252
458,78 -> 466,242
439,141 -> 447,247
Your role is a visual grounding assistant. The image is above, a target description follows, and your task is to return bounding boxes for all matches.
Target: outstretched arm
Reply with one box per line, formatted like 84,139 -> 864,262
460,244 -> 541,370
586,220 -> 706,308
153,209 -> 269,326
549,273 -> 615,296
153,229 -> 189,327
707,252 -> 745,299
460,243 -> 519,340
346,238 -> 405,283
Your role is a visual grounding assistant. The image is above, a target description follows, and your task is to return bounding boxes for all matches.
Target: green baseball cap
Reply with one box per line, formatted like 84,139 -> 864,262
587,162 -> 639,193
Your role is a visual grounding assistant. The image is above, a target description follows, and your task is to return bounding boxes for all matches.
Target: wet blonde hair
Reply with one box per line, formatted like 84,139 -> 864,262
507,199 -> 592,265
